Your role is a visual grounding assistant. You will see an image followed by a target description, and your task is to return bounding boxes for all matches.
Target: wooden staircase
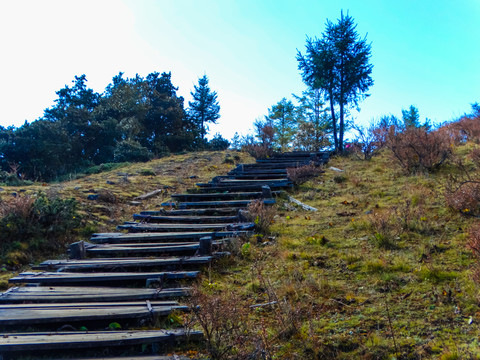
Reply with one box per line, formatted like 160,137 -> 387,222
0,151 -> 328,359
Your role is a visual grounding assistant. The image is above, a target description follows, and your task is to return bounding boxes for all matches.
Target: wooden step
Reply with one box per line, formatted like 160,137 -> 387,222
188,182 -> 293,193
9,271 -> 199,286
0,301 -> 186,327
0,329 -> 202,352
117,222 -> 254,233
0,286 -> 190,303
196,179 -> 290,187
133,213 -> 239,223
171,191 -> 280,201
141,208 -> 241,216
177,199 -> 275,209
34,256 -> 212,271
90,231 -> 252,244
228,167 -> 288,175
87,243 -> 201,257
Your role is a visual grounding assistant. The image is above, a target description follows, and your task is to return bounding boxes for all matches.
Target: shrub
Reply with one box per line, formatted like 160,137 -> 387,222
350,117 -> 393,160
445,180 -> 480,216
113,139 -> 152,162
186,285 -> 253,360
0,193 -> 81,267
207,133 -> 230,151
245,200 -> 276,234
440,113 -> 480,144
287,164 -> 324,185
385,125 -> 452,173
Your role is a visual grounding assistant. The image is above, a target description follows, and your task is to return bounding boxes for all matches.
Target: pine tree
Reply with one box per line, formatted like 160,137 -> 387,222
188,75 -> 220,142
297,11 -> 373,153
266,98 -> 296,152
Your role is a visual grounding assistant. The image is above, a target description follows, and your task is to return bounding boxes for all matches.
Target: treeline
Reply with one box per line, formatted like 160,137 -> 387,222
0,72 -> 227,181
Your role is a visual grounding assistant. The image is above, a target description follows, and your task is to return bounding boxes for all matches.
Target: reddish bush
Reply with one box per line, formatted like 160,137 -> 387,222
287,163 -> 324,185
445,180 -> 480,216
385,126 -> 452,173
440,114 -> 480,145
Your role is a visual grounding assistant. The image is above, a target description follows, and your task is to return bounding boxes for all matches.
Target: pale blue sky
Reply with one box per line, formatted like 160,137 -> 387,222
0,0 -> 479,140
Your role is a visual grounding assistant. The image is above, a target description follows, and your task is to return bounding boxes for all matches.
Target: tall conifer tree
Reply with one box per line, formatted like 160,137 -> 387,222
188,75 -> 220,141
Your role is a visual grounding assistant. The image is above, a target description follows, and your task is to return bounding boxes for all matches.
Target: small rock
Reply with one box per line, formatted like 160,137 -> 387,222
329,166 -> 344,172
19,189 -> 26,193
74,187 -> 81,190
106,181 -> 116,185
129,201 -> 142,206
365,210 -> 373,214
0,188 -> 4,192
189,175 -> 198,179
87,194 -> 99,200
11,192 -> 17,197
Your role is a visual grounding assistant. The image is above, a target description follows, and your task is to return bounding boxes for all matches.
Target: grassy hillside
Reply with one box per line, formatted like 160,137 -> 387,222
186,146 -> 480,359
0,151 -> 254,287
1,145 -> 479,359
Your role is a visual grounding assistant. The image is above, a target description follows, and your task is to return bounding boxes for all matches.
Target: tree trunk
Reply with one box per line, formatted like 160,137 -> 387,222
328,90 -> 338,152
339,101 -> 344,153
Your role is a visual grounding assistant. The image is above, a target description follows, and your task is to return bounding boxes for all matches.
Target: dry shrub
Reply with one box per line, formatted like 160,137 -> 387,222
241,143 -> 273,159
350,120 -> 390,160
368,209 -> 402,249
246,200 -> 276,234
0,193 -> 80,268
97,189 -> 117,203
186,286 -> 258,360
0,195 -> 34,219
286,163 -> 323,185
444,154 -> 480,216
385,126 -> 452,173
368,201 -> 433,249
445,181 -> 480,216
440,114 -> 480,144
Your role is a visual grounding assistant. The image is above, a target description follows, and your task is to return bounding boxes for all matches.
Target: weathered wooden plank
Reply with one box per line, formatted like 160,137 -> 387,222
134,189 -> 164,200
228,168 -> 288,175
90,231 -> 252,244
0,286 -> 190,303
133,213 -> 239,223
177,199 -> 275,209
195,179 -> 292,188
34,256 -> 212,271
117,222 -> 254,233
0,329 -> 203,352
171,191 -> 279,201
87,243 -> 200,256
0,302 -> 187,326
140,208 -> 241,216
189,182 -> 293,193
9,271 -> 199,285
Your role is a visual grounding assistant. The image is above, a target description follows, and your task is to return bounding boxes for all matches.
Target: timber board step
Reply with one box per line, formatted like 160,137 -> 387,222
86,243 -> 201,257
0,286 -> 190,303
170,190 -> 281,201
177,199 -> 275,209
34,256 -> 213,271
141,208 -> 241,216
0,301 -> 186,327
133,213 -> 240,223
90,231 -> 252,243
117,222 -> 254,233
187,182 -> 293,193
0,329 -> 203,352
9,271 -> 199,285
195,179 -> 291,187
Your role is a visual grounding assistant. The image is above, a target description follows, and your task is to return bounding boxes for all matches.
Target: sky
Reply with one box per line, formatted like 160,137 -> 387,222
0,0 -> 479,140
